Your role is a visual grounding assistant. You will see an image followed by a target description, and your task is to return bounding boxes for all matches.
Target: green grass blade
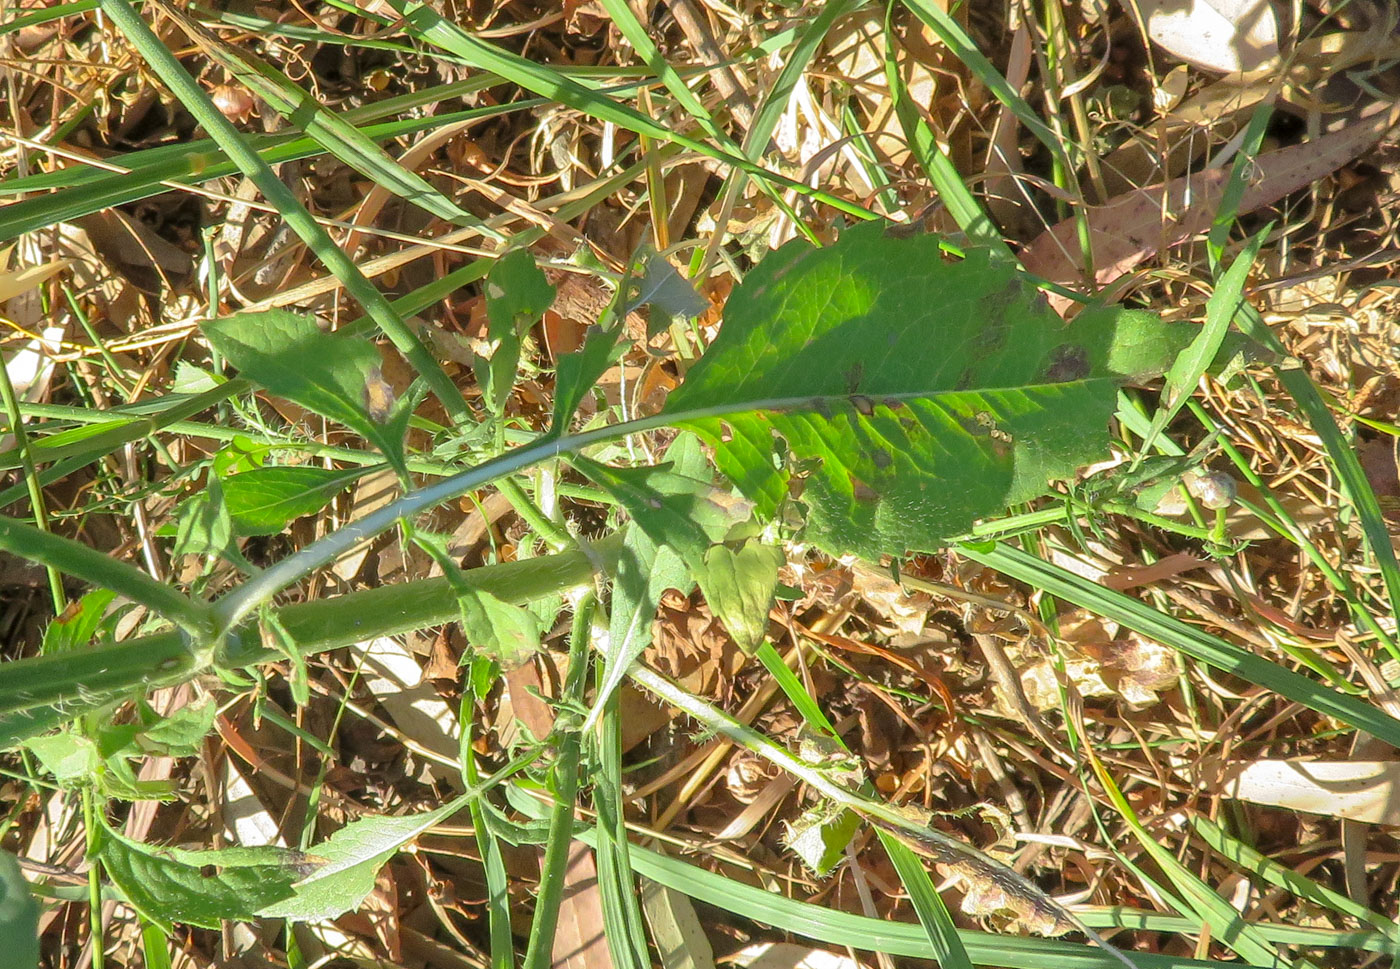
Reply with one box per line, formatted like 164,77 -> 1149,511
897,0 -> 1069,168
0,380 -> 243,473
592,687 -> 650,969
97,0 -> 468,424
1206,101 -> 1274,269
1230,305 -> 1400,656
879,832 -> 977,969
156,0 -> 500,240
0,0 -> 97,37
383,0 -> 877,223
880,5 -> 1007,253
1190,816 -> 1400,945
551,815 -> 1250,969
1083,753 -> 1298,967
1138,229 -> 1267,457
959,541 -> 1400,748
596,0 -> 731,150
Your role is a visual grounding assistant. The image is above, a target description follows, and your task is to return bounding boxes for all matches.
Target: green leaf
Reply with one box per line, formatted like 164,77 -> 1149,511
624,252 -> 707,338
458,586 -> 543,668
138,697 -> 216,757
0,851 -> 39,969
94,821 -> 305,930
571,459 -> 741,559
1138,228 -> 1266,456
583,523 -> 689,732
550,323 -> 625,435
211,436 -> 271,478
221,466 -> 361,536
203,310 -> 406,469
696,541 -> 782,654
258,799 -> 464,920
573,458 -> 781,659
477,249 -> 556,415
41,588 -> 118,655
664,223 -> 1199,557
785,801 -> 862,876
172,475 -> 232,560
25,731 -> 98,784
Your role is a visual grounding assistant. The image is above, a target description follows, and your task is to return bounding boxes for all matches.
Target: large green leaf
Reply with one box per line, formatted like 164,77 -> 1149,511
664,223 -> 1197,557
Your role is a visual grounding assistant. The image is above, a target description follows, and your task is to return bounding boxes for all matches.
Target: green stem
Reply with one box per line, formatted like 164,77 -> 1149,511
0,517 -> 212,641
210,393 -> 821,636
0,336 -> 65,611
498,475 -> 574,551
83,790 -> 105,969
522,593 -> 595,969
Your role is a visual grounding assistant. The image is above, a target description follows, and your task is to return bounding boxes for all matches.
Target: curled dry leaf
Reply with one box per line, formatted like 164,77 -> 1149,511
210,82 -> 256,124
1015,613 -> 1178,710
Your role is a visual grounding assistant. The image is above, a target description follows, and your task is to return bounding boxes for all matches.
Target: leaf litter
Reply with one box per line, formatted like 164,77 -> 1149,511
3,1 -> 1400,968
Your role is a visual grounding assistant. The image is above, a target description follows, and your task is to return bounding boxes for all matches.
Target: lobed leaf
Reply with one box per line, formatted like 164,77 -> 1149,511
478,249 -> 556,416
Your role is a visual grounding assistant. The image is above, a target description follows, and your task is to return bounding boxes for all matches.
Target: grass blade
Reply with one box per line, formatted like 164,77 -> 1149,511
959,541 -> 1400,748
97,0 -> 468,424
152,0 -> 500,240
1137,228 -> 1267,457
383,0 -> 876,223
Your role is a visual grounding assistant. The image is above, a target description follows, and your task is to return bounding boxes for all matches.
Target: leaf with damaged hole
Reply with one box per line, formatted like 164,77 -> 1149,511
785,800 -> 862,876
663,223 -> 1204,557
